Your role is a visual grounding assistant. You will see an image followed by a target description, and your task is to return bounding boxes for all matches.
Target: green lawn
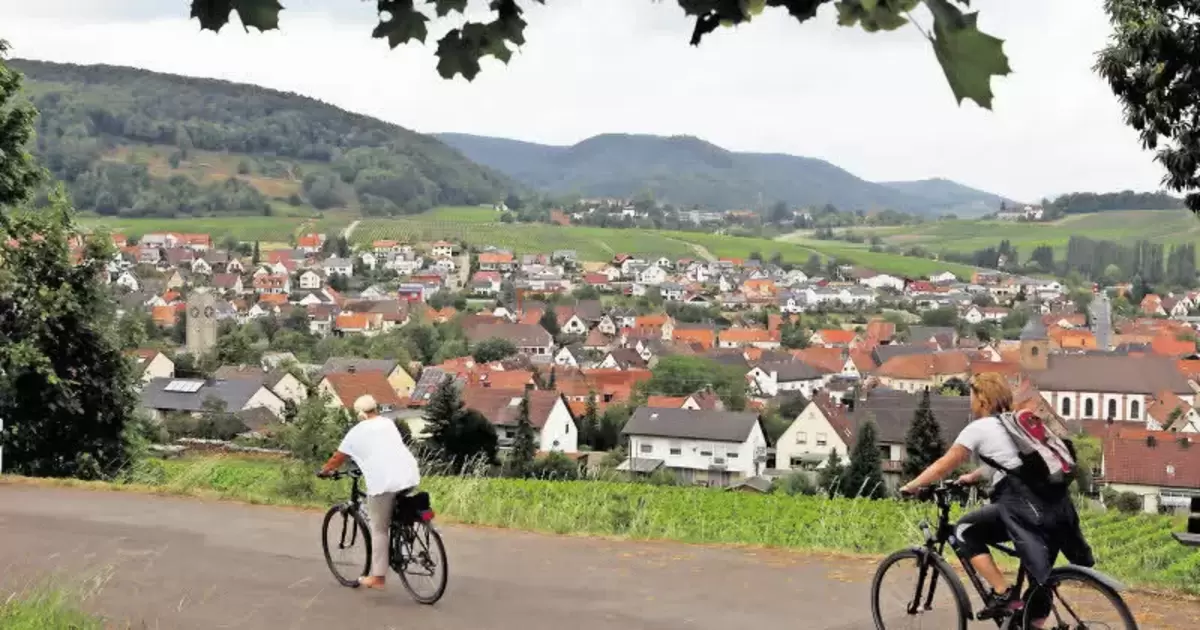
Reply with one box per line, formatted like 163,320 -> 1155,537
784,210 -> 1200,260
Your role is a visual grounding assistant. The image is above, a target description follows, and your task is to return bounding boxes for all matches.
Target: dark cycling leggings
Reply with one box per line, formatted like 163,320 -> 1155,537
956,503 -> 1053,620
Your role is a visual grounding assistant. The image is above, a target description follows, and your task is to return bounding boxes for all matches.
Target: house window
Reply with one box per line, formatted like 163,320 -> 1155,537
1061,397 -> 1071,416
639,443 -> 653,454
1107,399 -> 1117,420
1084,398 -> 1095,418
796,431 -> 808,445
816,432 -> 828,447
1130,400 -> 1141,420
669,444 -> 682,456
699,448 -> 713,456
880,445 -> 891,461
726,450 -> 739,459
1031,346 -> 1039,357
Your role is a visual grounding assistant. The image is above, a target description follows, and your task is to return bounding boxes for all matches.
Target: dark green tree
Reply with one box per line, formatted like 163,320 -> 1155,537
424,377 -> 498,473
252,240 -> 261,265
538,309 -> 561,339
844,420 -> 886,499
903,389 -> 946,480
816,449 -> 846,498
507,392 -> 537,477
0,42 -> 40,212
579,391 -> 599,449
547,366 -> 557,389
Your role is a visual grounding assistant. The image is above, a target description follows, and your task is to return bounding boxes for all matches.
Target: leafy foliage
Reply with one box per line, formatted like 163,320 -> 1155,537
12,59 -> 514,217
640,355 -> 746,411
0,42 -> 40,211
471,337 -> 517,363
1047,191 -> 1184,215
188,0 -> 1009,109
1097,0 -> 1200,214
0,201 -> 138,478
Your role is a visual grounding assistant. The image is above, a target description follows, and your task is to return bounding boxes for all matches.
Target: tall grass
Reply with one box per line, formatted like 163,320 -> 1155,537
106,455 -> 1200,596
0,589 -> 104,630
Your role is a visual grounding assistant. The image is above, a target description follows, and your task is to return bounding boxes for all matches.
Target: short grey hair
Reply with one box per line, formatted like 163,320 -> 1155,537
353,395 -> 378,418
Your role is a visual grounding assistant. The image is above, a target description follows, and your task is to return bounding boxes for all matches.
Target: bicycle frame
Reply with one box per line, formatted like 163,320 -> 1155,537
911,485 -> 1029,627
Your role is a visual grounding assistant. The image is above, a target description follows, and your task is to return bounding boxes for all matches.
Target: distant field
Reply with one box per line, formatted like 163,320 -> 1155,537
355,208 -> 974,278
78,215 -> 325,243
783,210 -> 1200,260
78,205 -> 976,280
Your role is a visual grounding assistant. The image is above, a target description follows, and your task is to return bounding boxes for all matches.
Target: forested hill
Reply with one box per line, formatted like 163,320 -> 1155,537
12,59 -> 514,218
435,132 -> 1010,215
1047,191 -> 1184,215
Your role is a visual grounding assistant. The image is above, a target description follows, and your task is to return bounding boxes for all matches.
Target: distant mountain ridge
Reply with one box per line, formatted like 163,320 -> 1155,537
435,132 -> 1014,215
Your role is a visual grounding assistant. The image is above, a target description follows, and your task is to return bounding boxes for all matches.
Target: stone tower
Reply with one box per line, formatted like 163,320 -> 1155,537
1019,315 -> 1049,371
186,289 -> 218,356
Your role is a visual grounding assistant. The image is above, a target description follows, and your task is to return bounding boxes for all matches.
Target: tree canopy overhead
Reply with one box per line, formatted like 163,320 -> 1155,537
190,0 -> 1011,109
1098,0 -> 1200,214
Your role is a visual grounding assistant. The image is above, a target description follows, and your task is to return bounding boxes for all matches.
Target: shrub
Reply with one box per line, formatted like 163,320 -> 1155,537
778,471 -> 817,496
1114,492 -> 1143,514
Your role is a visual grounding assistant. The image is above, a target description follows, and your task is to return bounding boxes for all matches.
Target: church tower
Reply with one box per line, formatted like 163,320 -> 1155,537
1019,316 -> 1049,371
186,289 -> 218,356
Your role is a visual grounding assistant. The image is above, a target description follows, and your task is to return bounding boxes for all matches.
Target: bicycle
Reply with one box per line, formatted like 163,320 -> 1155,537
317,468 -> 449,604
870,481 -> 1137,630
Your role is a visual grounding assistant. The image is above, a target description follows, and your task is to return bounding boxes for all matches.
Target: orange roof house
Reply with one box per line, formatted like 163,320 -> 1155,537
1049,326 -> 1097,350
151,305 -> 177,327
718,327 -> 779,347
813,329 -> 856,347
297,233 -> 323,249
646,395 -> 687,408
478,251 -> 515,266
791,347 -> 846,374
1141,294 -> 1165,315
876,351 -> 971,382
742,278 -> 778,297
673,327 -> 717,350
258,293 -> 288,306
320,371 -> 404,409
1151,333 -> 1197,358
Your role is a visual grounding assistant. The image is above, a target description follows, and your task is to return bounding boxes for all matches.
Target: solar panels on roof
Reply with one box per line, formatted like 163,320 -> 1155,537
164,379 -> 205,393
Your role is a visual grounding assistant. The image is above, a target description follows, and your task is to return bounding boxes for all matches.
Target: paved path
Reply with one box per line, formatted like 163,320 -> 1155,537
341,219 -> 362,241
0,484 -> 1196,629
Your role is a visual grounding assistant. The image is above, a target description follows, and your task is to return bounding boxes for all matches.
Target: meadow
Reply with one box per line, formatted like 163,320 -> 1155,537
0,589 -> 103,630
60,455 -> 1200,597
781,210 -> 1200,260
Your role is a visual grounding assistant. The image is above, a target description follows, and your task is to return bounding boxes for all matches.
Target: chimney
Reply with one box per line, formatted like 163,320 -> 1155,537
1147,435 -> 1158,448
347,365 -> 356,374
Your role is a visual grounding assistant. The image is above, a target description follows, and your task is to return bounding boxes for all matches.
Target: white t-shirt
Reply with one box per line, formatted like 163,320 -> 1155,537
953,416 -> 1021,487
337,416 -> 421,496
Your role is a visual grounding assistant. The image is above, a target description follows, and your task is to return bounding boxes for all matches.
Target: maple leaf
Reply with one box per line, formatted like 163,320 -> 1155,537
925,0 -> 1011,109
233,0 -> 283,32
374,0 -> 429,48
429,0 -> 468,17
191,0 -> 281,32
436,31 -> 483,80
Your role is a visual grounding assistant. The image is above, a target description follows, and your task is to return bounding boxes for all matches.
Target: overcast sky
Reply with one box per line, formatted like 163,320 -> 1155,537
1,0 -> 1167,201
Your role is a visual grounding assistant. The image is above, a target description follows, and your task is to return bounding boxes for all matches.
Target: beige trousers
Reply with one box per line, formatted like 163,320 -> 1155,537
366,492 -> 397,578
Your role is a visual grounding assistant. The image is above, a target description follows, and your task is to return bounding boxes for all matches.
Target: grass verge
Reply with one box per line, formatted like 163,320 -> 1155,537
0,588 -> 103,630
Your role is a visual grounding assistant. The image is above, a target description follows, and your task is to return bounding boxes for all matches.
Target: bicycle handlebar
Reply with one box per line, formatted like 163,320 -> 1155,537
904,480 -> 968,502
316,468 -> 362,480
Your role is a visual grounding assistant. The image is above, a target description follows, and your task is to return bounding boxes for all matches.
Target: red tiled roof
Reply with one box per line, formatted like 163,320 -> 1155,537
816,329 -> 856,345
646,395 -> 686,408
1151,333 -> 1197,358
1103,434 -> 1200,489
322,372 -> 403,409
720,327 -> 778,344
791,347 -> 845,373
461,387 -> 566,428
877,351 -> 971,380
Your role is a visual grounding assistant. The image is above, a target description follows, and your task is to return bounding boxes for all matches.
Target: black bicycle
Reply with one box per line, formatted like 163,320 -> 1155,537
317,468 -> 448,604
871,482 -> 1137,630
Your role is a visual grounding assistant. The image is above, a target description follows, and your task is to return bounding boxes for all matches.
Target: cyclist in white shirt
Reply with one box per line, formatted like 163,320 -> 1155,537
318,394 -> 421,590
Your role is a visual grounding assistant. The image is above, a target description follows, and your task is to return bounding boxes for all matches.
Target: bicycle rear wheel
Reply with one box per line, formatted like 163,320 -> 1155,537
1020,566 -> 1136,630
871,549 -> 969,630
322,504 -> 371,587
397,521 -> 448,605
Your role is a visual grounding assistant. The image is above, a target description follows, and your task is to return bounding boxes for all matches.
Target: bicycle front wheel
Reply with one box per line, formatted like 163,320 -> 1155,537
321,504 -> 371,587
397,521 -> 448,605
871,549 -> 969,630
1020,566 -> 1137,630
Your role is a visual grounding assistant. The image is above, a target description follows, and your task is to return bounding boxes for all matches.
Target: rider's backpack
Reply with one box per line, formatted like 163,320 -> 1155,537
983,410 -> 1077,498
